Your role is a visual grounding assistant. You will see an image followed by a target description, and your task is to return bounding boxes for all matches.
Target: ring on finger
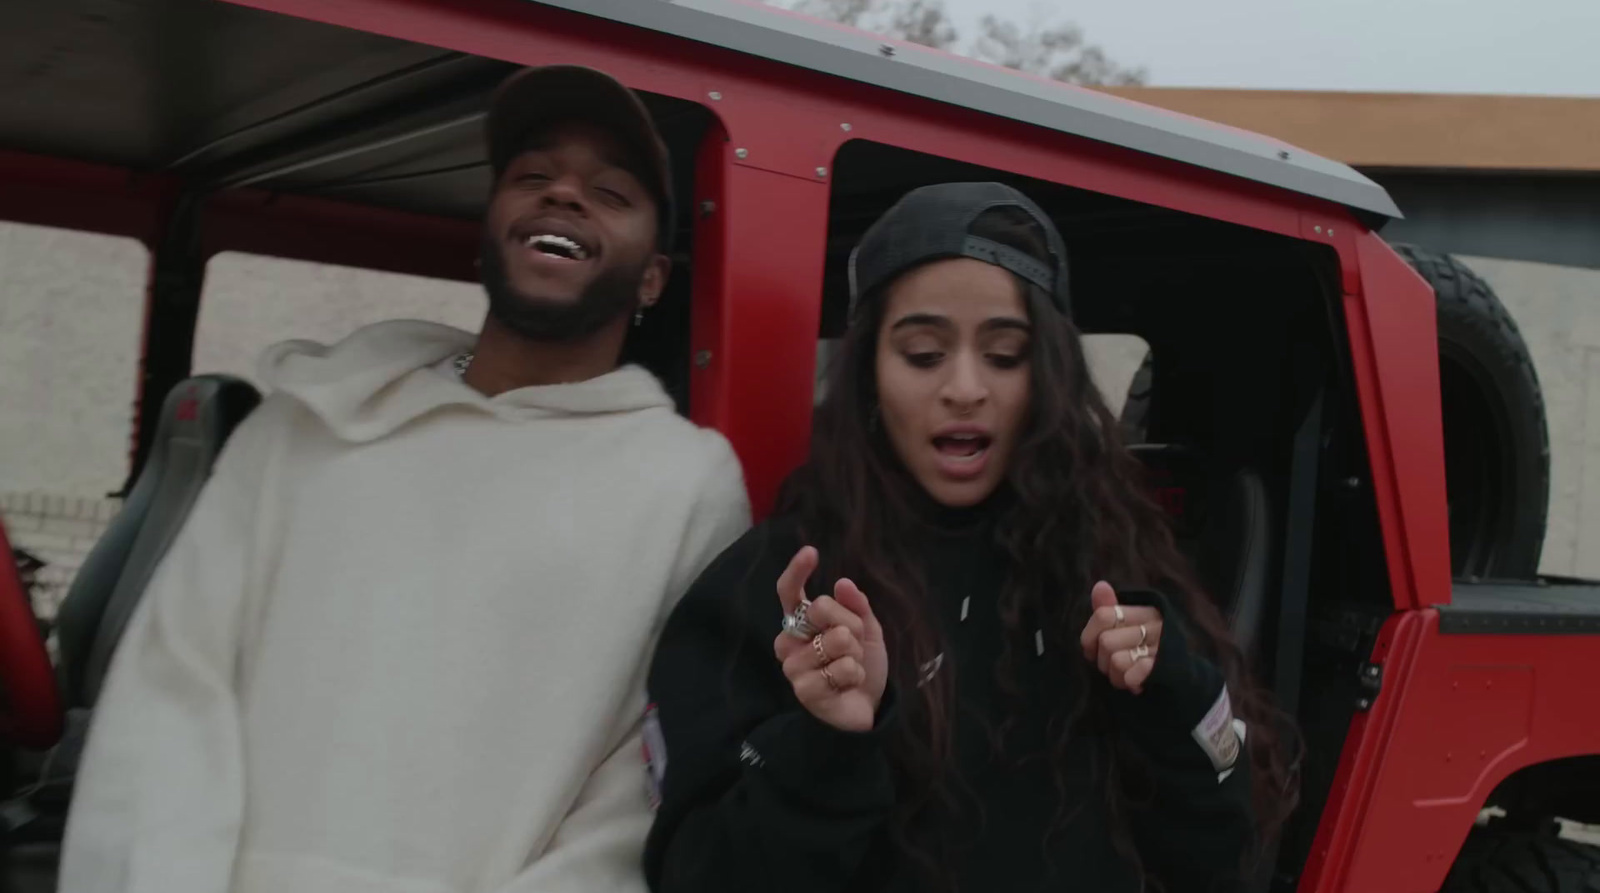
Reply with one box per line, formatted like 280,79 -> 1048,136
783,600 -> 818,640
1137,623 -> 1148,647
821,665 -> 841,691
812,633 -> 831,667
1113,604 -> 1126,627
1130,643 -> 1151,662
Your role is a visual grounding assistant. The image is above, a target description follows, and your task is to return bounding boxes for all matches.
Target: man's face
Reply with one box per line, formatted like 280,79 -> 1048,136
480,120 -> 668,342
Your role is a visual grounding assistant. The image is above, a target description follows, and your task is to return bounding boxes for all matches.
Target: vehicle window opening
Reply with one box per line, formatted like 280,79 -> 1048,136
0,222 -> 148,629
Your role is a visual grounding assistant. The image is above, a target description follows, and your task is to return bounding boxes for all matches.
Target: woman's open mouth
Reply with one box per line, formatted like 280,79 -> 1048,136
931,432 -> 993,479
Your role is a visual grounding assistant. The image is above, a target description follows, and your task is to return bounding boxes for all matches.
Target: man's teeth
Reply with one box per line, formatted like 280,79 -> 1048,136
525,234 -> 588,260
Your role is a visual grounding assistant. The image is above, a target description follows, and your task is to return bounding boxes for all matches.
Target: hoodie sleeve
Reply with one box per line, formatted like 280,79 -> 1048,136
662,435 -> 753,607
642,524 -> 897,893
1105,588 -> 1255,893
489,435 -> 751,893
58,398 -> 293,893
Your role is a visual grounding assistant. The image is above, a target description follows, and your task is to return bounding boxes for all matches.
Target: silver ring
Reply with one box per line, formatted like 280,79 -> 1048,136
1130,643 -> 1151,662
783,600 -> 818,639
1137,623 -> 1148,647
1113,605 -> 1126,627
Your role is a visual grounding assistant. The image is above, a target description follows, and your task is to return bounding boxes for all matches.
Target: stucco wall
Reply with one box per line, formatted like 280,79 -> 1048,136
1458,254 -> 1600,578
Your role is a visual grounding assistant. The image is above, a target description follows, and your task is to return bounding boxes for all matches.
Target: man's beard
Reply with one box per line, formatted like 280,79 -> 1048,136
479,231 -> 647,343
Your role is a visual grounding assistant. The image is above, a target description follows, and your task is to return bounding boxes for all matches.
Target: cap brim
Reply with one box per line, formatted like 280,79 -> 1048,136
848,182 -> 1072,318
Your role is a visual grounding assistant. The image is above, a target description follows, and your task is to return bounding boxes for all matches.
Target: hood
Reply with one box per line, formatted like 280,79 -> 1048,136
259,320 -> 675,443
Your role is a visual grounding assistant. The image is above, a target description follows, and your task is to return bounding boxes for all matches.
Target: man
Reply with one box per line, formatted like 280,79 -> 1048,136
59,66 -> 750,893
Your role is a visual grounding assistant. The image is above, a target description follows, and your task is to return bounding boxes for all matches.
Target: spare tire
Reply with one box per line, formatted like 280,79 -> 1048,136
1441,830 -> 1600,892
1391,245 -> 1550,581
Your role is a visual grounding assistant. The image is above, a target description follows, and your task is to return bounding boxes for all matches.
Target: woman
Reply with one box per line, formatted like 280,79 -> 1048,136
642,182 -> 1293,892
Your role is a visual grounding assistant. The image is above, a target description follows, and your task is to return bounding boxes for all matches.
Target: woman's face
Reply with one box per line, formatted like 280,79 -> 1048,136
875,258 -> 1032,507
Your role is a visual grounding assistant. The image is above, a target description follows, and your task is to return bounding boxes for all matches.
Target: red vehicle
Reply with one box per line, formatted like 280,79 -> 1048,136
1,0 -> 1596,890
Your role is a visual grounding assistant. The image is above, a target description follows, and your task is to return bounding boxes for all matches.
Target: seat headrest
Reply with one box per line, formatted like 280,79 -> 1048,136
55,374 -> 262,708
1128,443 -> 1201,531
155,375 -> 262,446
1201,469 -> 1273,658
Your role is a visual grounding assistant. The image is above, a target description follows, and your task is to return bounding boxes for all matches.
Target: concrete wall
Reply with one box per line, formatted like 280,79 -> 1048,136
190,251 -> 484,385
1,222 -> 1596,624
1458,254 -> 1600,578
0,225 -> 146,502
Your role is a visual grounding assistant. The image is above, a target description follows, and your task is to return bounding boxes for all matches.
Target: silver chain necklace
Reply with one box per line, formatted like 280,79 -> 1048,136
452,351 -> 474,378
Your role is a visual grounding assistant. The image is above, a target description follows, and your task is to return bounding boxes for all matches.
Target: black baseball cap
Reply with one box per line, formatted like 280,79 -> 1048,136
848,182 -> 1070,318
486,65 -> 676,249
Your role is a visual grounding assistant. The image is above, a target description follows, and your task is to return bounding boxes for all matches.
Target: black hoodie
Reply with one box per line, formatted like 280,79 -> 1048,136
642,503 -> 1254,893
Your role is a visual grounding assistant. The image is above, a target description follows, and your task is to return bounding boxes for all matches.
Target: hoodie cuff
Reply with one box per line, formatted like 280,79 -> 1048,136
740,688 -> 899,813
1107,589 -> 1240,774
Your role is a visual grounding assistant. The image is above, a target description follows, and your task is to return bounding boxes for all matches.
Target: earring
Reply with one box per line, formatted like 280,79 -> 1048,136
634,309 -> 645,327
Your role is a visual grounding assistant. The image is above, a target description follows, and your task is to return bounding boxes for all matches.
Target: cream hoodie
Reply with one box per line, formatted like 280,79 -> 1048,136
59,320 -> 751,893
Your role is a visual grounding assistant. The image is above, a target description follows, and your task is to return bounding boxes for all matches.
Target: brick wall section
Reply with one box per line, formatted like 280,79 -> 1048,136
1,491 -> 122,622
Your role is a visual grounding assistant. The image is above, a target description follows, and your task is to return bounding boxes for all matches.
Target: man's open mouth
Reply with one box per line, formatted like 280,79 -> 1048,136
523,233 -> 591,261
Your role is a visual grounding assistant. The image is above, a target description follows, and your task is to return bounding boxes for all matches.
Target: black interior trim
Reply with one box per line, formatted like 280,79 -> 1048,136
1439,581 -> 1600,634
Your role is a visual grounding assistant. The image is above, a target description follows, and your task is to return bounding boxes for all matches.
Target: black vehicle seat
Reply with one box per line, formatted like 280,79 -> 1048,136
55,375 -> 261,708
1128,445 -> 1275,660
1197,469 -> 1274,659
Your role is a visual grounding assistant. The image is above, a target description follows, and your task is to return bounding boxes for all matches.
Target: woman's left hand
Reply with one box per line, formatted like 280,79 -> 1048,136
1079,581 -> 1164,694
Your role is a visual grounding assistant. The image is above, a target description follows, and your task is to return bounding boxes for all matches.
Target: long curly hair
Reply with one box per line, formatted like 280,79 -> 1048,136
775,205 -> 1297,889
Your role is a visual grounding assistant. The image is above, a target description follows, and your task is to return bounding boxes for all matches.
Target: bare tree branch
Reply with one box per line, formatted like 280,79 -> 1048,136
884,0 -> 958,50
786,0 -> 872,28
970,12 -> 1146,86
769,0 -> 1145,85
787,0 -> 956,49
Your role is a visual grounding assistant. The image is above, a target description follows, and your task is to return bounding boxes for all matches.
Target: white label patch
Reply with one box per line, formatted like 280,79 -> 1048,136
642,703 -> 668,811
1217,719 -> 1250,782
1191,687 -> 1241,773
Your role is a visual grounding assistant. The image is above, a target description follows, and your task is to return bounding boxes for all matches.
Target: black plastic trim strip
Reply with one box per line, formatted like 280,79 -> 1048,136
1437,611 -> 1600,635
1437,580 -> 1600,635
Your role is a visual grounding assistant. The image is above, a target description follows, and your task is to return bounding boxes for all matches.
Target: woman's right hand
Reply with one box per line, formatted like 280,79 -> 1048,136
772,546 -> 889,733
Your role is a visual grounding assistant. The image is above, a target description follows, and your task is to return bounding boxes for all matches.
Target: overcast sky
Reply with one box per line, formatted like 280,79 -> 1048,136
942,0 -> 1600,96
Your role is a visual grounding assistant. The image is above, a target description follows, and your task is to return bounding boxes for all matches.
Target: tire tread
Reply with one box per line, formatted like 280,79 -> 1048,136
1443,831 -> 1600,893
